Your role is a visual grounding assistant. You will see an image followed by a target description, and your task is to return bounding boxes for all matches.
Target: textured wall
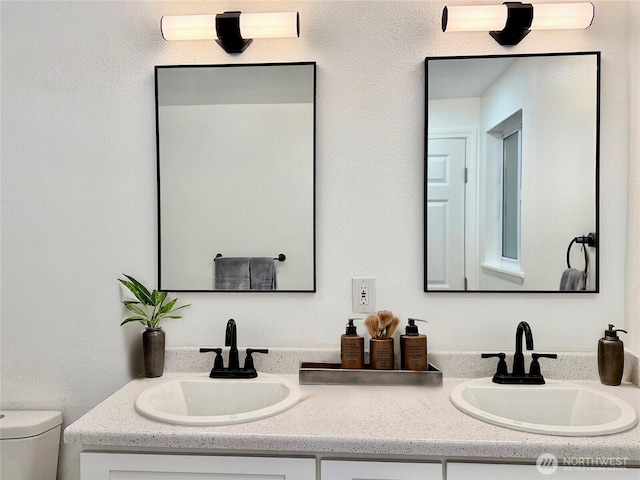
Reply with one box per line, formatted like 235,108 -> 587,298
0,1 -> 636,479
625,0 -> 640,354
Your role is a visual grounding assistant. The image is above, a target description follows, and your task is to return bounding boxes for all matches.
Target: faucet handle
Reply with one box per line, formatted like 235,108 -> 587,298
200,348 -> 224,372
244,348 -> 269,370
529,353 -> 557,377
481,353 -> 508,375
532,353 -> 558,360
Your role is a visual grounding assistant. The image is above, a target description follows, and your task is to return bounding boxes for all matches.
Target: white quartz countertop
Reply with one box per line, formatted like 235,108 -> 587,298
64,373 -> 640,462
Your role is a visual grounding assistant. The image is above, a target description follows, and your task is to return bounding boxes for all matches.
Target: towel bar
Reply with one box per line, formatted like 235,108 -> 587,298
215,253 -> 286,262
566,233 -> 596,271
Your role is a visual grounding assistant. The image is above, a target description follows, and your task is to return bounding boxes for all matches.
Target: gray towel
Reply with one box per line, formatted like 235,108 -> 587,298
215,257 -> 250,290
559,268 -> 586,291
250,257 -> 276,290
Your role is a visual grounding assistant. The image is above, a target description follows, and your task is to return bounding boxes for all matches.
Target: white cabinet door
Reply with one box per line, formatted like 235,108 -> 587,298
447,462 -> 639,479
81,452 -> 315,480
321,459 -> 442,480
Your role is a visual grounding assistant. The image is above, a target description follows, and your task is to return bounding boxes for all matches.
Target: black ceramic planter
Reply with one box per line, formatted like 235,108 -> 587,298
143,327 -> 165,378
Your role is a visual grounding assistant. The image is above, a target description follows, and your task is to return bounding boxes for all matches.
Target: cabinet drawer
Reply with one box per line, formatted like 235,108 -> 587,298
321,459 -> 442,480
81,452 -> 315,480
447,462 -> 638,479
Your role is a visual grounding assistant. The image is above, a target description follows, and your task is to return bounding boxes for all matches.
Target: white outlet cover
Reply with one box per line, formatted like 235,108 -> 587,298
352,277 -> 375,313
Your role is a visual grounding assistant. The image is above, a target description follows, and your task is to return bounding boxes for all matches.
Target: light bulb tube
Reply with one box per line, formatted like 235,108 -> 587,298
442,5 -> 508,32
530,2 -> 594,30
161,15 -> 217,41
240,12 -> 299,39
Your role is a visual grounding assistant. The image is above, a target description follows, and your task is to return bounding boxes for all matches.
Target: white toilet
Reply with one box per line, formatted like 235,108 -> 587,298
0,410 -> 62,480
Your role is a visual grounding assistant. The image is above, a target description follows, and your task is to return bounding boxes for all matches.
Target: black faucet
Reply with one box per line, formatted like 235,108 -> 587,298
482,321 -> 556,385
513,321 -> 534,376
226,319 -> 240,370
200,319 -> 269,378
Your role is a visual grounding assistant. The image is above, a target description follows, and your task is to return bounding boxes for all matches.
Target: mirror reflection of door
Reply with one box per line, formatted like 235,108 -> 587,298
427,137 -> 466,290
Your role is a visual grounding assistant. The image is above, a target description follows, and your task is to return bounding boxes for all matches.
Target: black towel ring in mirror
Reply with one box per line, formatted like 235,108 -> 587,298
214,253 -> 286,262
566,233 -> 597,272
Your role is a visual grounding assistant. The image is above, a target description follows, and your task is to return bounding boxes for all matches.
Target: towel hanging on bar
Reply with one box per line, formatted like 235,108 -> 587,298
214,257 -> 250,290
214,254 -> 285,290
559,267 -> 587,291
250,257 -> 277,290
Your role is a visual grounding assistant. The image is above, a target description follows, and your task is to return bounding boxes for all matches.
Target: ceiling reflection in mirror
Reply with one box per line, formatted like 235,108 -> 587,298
156,62 -> 316,292
425,52 -> 599,293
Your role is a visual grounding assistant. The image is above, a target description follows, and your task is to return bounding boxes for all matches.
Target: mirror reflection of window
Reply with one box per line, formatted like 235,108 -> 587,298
501,125 -> 521,263
485,109 -> 524,281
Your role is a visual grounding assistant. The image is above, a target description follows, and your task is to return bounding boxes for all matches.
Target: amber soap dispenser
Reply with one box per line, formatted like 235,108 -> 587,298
400,318 -> 428,371
341,318 -> 365,369
598,324 -> 627,386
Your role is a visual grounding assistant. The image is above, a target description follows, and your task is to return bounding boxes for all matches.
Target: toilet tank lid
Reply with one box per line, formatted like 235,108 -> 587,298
0,411 -> 62,440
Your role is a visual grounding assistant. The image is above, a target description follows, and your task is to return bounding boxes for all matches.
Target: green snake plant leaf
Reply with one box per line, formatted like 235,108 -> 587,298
158,297 -> 177,315
120,275 -> 154,305
123,302 -> 148,318
120,316 -> 146,326
151,289 -> 166,307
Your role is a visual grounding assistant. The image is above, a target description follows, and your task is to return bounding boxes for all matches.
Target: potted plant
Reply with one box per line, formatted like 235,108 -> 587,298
118,274 -> 190,377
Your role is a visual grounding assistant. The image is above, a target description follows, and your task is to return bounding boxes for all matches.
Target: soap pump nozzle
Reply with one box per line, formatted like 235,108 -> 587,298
345,318 -> 361,336
405,318 -> 427,335
604,324 -> 627,338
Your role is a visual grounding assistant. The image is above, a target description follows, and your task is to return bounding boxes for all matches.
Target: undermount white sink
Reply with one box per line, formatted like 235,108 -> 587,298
450,377 -> 638,436
135,373 -> 301,426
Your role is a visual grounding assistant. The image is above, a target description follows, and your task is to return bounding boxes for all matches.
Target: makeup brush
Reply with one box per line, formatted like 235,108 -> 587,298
364,314 -> 379,338
376,310 -> 393,339
385,315 -> 401,339
377,310 -> 393,325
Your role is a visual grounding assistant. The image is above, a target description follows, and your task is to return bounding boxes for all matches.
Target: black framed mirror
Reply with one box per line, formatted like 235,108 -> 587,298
425,52 -> 599,293
156,62 -> 316,292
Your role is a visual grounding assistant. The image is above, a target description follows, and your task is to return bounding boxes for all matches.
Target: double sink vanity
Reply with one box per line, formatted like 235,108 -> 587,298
65,345 -> 639,480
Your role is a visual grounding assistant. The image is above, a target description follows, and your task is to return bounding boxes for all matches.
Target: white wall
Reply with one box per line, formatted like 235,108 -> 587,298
0,1 -> 636,479
625,0 -> 640,354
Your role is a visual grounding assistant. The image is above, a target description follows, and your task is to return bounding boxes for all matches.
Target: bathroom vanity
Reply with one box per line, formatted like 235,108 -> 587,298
64,350 -> 639,479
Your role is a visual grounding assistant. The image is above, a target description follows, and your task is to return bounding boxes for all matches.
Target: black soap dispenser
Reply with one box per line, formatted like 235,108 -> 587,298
400,318 -> 428,371
598,324 -> 627,386
341,318 -> 364,369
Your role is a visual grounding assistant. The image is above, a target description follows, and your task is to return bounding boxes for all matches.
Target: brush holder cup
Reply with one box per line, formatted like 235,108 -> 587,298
370,339 -> 394,370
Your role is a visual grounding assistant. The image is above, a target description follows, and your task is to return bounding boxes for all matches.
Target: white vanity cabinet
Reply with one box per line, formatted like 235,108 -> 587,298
321,459 -> 442,479
80,452 -> 640,480
447,462 -> 639,479
81,452 -> 315,480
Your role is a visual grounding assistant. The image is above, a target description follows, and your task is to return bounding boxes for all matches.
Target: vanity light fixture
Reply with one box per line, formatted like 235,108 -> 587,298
160,11 -> 300,53
442,2 -> 594,46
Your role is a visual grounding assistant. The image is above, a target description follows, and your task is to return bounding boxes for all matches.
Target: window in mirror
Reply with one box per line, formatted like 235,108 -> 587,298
425,52 -> 599,293
502,129 -> 521,261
